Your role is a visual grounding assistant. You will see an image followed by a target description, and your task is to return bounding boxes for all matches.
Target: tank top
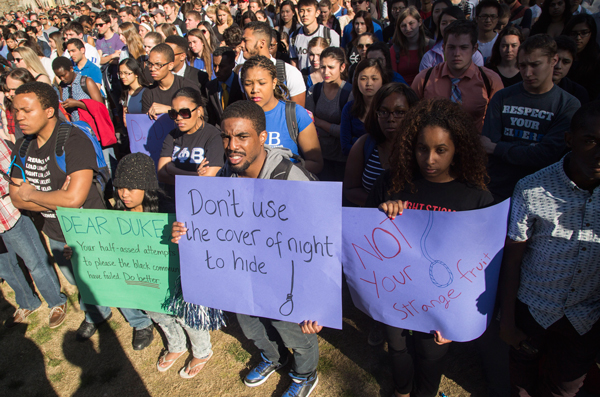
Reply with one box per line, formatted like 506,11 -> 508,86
362,146 -> 385,192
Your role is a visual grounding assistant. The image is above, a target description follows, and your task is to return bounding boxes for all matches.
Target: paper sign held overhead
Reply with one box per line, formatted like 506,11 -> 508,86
127,113 -> 175,165
175,176 -> 343,329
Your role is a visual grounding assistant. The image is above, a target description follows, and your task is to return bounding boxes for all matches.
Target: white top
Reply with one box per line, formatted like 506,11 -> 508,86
289,25 -> 341,70
40,57 -> 55,82
477,33 -> 498,64
63,42 -> 101,68
237,56 -> 306,98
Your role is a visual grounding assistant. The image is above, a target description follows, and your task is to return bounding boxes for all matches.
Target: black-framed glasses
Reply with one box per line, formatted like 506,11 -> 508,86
477,14 -> 498,20
168,106 -> 200,120
147,61 -> 169,70
376,109 -> 407,119
569,29 -> 591,38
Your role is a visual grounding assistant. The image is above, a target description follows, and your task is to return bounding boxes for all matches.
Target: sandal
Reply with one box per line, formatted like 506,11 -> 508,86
156,350 -> 186,373
179,351 -> 213,379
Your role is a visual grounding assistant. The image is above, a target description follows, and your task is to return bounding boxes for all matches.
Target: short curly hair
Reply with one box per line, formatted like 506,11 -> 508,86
387,98 -> 489,195
15,81 -> 59,118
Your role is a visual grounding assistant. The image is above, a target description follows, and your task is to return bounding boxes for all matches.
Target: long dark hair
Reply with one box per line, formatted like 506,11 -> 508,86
351,11 -> 374,45
436,6 -> 465,42
3,68 -> 34,108
563,14 -> 599,72
531,0 -> 571,35
113,189 -> 162,213
487,26 -> 523,68
387,98 -> 489,194
277,0 -> 299,32
351,58 -> 390,118
119,58 -> 149,103
364,83 -> 419,145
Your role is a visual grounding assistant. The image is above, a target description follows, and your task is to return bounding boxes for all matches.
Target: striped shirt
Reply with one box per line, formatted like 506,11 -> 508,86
509,155 -> 600,335
0,139 -> 21,233
362,146 -> 385,193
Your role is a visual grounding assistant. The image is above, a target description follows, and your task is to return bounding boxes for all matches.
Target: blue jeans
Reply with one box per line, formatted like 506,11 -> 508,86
149,312 -> 212,359
48,237 -> 152,328
0,215 -> 66,310
236,314 -> 319,377
102,146 -> 117,178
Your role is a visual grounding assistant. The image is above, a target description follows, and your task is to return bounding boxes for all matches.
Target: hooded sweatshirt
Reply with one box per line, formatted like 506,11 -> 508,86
217,146 -> 314,182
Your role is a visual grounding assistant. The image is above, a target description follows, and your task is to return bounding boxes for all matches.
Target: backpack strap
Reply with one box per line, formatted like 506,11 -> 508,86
393,44 -> 401,65
338,83 -> 352,113
285,101 -> 299,145
323,26 -> 331,43
276,59 -> 287,86
17,136 -> 35,172
54,122 -> 73,175
313,82 -> 323,105
270,157 -> 294,180
423,67 -> 434,90
80,75 -> 90,98
478,66 -> 492,99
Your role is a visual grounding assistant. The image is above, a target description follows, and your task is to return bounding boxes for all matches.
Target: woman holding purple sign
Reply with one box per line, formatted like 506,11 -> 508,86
366,98 -> 493,397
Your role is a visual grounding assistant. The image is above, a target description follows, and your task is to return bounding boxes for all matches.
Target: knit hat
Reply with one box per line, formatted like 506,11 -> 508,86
113,153 -> 159,191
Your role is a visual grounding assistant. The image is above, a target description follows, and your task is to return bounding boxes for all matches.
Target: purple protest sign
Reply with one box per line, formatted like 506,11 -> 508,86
342,200 -> 510,342
175,176 -> 343,329
126,114 -> 175,165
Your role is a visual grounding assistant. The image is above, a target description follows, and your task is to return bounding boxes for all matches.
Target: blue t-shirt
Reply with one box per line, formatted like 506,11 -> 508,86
264,101 -> 312,156
74,60 -> 102,84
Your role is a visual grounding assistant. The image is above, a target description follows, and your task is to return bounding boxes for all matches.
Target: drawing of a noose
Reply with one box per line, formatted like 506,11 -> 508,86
279,260 -> 295,316
420,211 -> 453,288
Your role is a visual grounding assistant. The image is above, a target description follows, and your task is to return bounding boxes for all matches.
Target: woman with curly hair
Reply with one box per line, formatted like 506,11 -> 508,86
241,55 -> 323,174
366,97 -> 493,397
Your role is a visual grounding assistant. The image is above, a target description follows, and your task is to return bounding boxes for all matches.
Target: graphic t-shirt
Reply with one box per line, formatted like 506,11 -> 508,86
142,75 -> 198,113
160,123 -> 225,172
264,101 -> 313,157
366,172 -> 494,211
289,25 -> 341,70
11,123 -> 103,242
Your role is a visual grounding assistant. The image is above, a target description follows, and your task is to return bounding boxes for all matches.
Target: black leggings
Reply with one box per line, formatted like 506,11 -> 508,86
386,326 -> 450,397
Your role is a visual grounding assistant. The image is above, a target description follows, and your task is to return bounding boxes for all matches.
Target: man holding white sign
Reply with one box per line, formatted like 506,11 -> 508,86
172,101 -> 322,397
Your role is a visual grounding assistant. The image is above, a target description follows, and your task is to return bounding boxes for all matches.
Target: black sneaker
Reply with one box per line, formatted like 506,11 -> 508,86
132,325 -> 154,350
76,312 -> 112,341
244,353 -> 288,387
282,372 -> 319,397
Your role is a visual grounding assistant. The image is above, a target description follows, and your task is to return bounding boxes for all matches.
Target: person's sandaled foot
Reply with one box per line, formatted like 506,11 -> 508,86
156,350 -> 187,372
179,351 -> 213,379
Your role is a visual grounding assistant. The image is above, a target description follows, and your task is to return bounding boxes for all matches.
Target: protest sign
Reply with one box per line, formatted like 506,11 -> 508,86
176,176 -> 343,329
56,207 -> 179,314
126,114 -> 175,165
342,200 -> 510,342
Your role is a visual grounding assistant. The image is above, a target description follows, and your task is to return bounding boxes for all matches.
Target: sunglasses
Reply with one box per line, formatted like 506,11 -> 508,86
168,105 -> 200,120
13,57 -> 23,62
96,22 -> 106,27
357,43 -> 371,49
351,0 -> 365,6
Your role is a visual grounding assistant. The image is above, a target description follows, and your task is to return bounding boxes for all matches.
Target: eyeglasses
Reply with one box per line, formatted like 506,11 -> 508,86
357,43 -> 371,49
569,29 -> 591,38
477,14 -> 498,20
168,106 -> 200,120
376,109 -> 407,119
391,6 -> 406,13
147,61 -> 169,70
119,71 -> 133,76
351,0 -> 366,6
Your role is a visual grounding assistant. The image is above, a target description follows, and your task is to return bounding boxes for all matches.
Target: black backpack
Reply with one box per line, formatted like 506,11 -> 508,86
270,156 -> 319,181
311,82 -> 352,113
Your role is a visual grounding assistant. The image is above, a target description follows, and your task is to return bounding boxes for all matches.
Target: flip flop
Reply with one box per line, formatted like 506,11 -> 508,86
179,351 -> 214,379
156,350 -> 186,373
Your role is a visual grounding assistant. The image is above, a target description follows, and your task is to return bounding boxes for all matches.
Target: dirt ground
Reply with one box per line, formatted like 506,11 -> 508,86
0,268 -> 493,397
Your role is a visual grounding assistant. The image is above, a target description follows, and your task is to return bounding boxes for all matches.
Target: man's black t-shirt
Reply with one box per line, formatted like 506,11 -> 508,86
11,123 -> 103,242
141,75 -> 198,113
366,171 -> 495,211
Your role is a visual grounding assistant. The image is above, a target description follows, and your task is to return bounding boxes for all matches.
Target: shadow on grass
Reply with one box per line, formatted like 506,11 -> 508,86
62,322 -> 150,396
0,288 -> 58,396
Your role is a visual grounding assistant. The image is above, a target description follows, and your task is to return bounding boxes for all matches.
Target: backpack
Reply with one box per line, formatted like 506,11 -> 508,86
422,65 -> 492,98
275,59 -> 287,88
270,156 -> 319,181
312,82 -> 352,113
17,122 -> 111,207
284,101 -> 299,146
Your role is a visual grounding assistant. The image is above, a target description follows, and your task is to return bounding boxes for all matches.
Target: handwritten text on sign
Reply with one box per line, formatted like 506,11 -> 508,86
126,114 -> 175,165
176,176 -> 343,329
342,201 -> 510,342
57,207 -> 179,314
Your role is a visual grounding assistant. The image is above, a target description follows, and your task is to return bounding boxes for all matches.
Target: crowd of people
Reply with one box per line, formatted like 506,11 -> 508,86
0,0 -> 599,395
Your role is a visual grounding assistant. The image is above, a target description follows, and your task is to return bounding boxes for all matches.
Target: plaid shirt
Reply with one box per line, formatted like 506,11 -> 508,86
0,139 -> 20,233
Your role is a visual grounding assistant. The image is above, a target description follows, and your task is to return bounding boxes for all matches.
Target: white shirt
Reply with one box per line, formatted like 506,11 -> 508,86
509,156 -> 600,335
237,56 -> 306,98
478,33 -> 498,64
63,42 -> 101,68
174,62 -> 187,77
289,25 -> 341,70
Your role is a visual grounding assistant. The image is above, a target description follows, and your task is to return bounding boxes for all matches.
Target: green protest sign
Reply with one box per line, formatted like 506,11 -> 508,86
56,207 -> 179,314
